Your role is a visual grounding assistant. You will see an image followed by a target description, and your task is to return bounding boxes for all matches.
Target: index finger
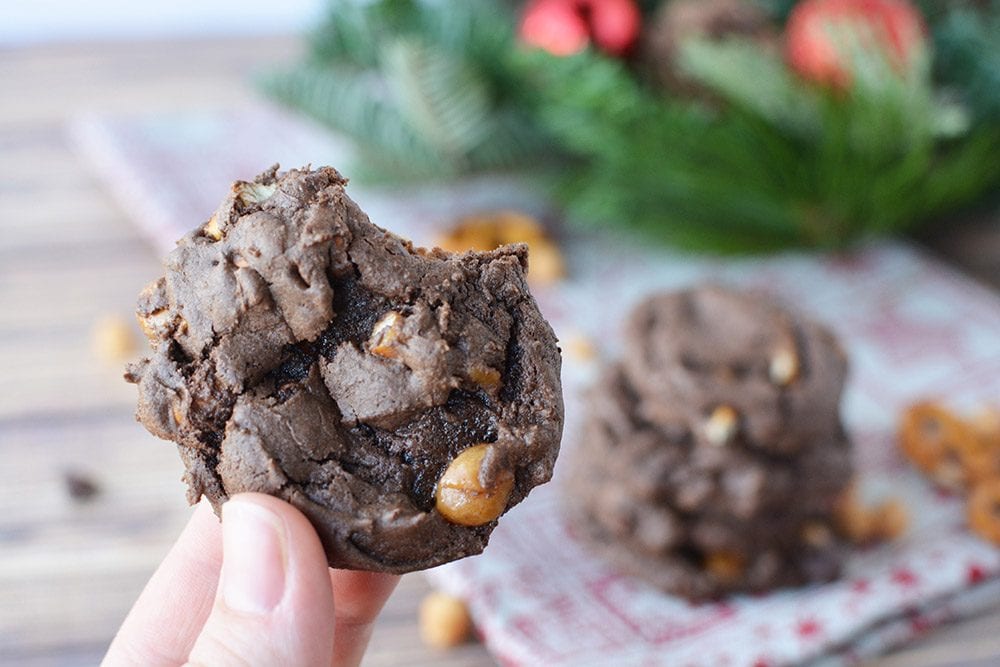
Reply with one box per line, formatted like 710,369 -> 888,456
102,501 -> 223,667
328,569 -> 400,667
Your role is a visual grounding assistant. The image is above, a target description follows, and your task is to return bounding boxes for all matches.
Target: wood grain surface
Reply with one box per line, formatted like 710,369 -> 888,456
0,36 -> 997,667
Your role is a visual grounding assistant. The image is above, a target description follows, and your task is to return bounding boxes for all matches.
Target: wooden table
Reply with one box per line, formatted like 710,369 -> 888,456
1,36 -> 998,667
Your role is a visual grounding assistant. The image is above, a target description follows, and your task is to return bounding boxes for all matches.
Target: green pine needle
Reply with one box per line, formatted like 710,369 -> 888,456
261,0 -> 552,182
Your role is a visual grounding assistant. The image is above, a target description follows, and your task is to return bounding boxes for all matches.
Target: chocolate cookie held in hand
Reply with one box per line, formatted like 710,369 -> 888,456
566,286 -> 853,601
126,166 -> 563,573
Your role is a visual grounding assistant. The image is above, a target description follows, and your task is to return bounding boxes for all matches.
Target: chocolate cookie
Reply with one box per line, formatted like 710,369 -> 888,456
126,166 -> 563,573
621,286 -> 848,454
565,285 -> 852,600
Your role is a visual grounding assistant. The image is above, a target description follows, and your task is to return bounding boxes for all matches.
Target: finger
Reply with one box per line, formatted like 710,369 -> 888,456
327,570 -> 400,667
186,493 -> 336,667
103,501 -> 223,667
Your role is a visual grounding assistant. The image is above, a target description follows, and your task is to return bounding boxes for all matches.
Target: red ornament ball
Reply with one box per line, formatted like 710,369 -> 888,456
785,0 -> 926,88
520,0 -> 642,58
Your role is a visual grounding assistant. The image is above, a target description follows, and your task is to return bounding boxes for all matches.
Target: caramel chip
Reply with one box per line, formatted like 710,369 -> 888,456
834,485 -> 877,545
769,347 -> 799,386
369,311 -> 405,359
705,551 -> 745,582
873,499 -> 909,540
419,592 -> 473,649
436,444 -> 514,526
563,333 -> 597,362
203,214 -> 223,241
704,405 -> 739,446
801,522 -> 834,548
92,315 -> 137,361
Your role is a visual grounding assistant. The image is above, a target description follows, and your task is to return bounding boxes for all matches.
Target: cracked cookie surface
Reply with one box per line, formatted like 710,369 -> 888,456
126,166 -> 563,572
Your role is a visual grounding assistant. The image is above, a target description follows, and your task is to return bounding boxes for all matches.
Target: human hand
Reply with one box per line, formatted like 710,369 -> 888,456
103,493 -> 399,667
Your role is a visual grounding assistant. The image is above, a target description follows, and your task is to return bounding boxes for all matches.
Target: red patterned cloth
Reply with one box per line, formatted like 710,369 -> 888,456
73,105 -> 1000,666
427,243 -> 1000,666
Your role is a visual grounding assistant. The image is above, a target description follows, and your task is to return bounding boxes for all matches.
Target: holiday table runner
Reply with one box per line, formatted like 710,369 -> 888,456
72,104 -> 1000,666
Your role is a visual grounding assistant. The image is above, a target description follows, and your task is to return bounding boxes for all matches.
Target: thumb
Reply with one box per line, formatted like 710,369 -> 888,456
185,493 -> 335,667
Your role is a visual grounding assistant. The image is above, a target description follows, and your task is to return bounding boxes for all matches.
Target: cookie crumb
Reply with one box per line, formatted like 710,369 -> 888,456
92,315 -> 137,362
419,591 -> 472,649
63,470 -> 100,502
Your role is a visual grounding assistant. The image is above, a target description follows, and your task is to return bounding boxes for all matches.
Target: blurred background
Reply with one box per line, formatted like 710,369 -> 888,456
1,1 -> 999,665
2,3 -> 486,666
1,1 -> 324,45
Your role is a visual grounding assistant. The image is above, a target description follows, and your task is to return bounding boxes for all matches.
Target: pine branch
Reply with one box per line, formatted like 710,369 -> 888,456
259,64 -> 448,177
520,41 -> 1000,252
261,0 -> 551,181
678,39 -> 820,136
383,38 -> 492,164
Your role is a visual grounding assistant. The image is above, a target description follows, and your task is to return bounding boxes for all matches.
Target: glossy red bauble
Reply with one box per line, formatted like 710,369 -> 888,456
520,0 -> 642,57
785,0 -> 926,88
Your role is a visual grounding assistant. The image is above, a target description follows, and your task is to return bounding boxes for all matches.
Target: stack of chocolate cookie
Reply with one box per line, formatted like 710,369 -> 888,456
566,286 -> 853,600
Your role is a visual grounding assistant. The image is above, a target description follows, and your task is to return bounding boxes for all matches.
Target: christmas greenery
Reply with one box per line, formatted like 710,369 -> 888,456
929,3 -> 1000,122
263,0 -> 1000,252
260,0 -> 550,181
518,39 -> 1000,251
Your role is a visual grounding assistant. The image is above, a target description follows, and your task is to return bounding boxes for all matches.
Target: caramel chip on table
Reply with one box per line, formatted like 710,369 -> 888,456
873,499 -> 909,540
419,591 -> 473,649
563,332 -> 598,362
92,315 -> 137,362
834,485 -> 877,545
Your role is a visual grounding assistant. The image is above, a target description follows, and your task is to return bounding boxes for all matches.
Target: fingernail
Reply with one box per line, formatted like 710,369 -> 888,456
221,499 -> 287,614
